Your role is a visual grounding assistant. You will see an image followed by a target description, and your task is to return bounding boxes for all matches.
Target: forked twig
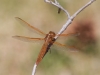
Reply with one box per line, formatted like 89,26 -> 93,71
45,0 -> 71,18
32,0 -> 96,75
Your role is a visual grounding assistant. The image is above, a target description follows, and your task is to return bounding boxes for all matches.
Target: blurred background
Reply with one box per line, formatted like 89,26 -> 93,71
0,0 -> 100,75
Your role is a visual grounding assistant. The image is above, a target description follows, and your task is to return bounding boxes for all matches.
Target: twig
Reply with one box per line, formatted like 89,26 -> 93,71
55,0 -> 96,39
44,0 -> 96,39
32,63 -> 37,75
32,0 -> 96,75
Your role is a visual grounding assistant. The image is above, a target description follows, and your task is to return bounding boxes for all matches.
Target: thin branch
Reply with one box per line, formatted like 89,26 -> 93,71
32,63 -> 37,75
32,0 -> 96,75
71,0 -> 96,20
54,0 -> 58,4
54,0 -> 96,39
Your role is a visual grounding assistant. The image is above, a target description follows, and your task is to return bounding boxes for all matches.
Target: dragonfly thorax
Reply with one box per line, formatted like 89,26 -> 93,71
44,31 -> 56,43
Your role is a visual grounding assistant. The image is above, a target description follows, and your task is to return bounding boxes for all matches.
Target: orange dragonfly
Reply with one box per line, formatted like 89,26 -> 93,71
13,17 -> 78,65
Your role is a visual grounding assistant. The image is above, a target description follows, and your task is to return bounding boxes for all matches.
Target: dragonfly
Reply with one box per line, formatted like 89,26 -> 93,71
13,17 -> 78,65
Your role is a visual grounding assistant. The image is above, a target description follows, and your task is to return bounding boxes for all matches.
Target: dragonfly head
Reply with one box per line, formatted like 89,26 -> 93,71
45,31 -> 56,42
49,31 -> 56,37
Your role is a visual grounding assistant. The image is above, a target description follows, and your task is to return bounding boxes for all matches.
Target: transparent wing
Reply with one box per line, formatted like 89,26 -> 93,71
15,17 -> 46,35
13,35 -> 44,42
59,32 -> 80,37
56,32 -> 80,43
54,42 -> 79,52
